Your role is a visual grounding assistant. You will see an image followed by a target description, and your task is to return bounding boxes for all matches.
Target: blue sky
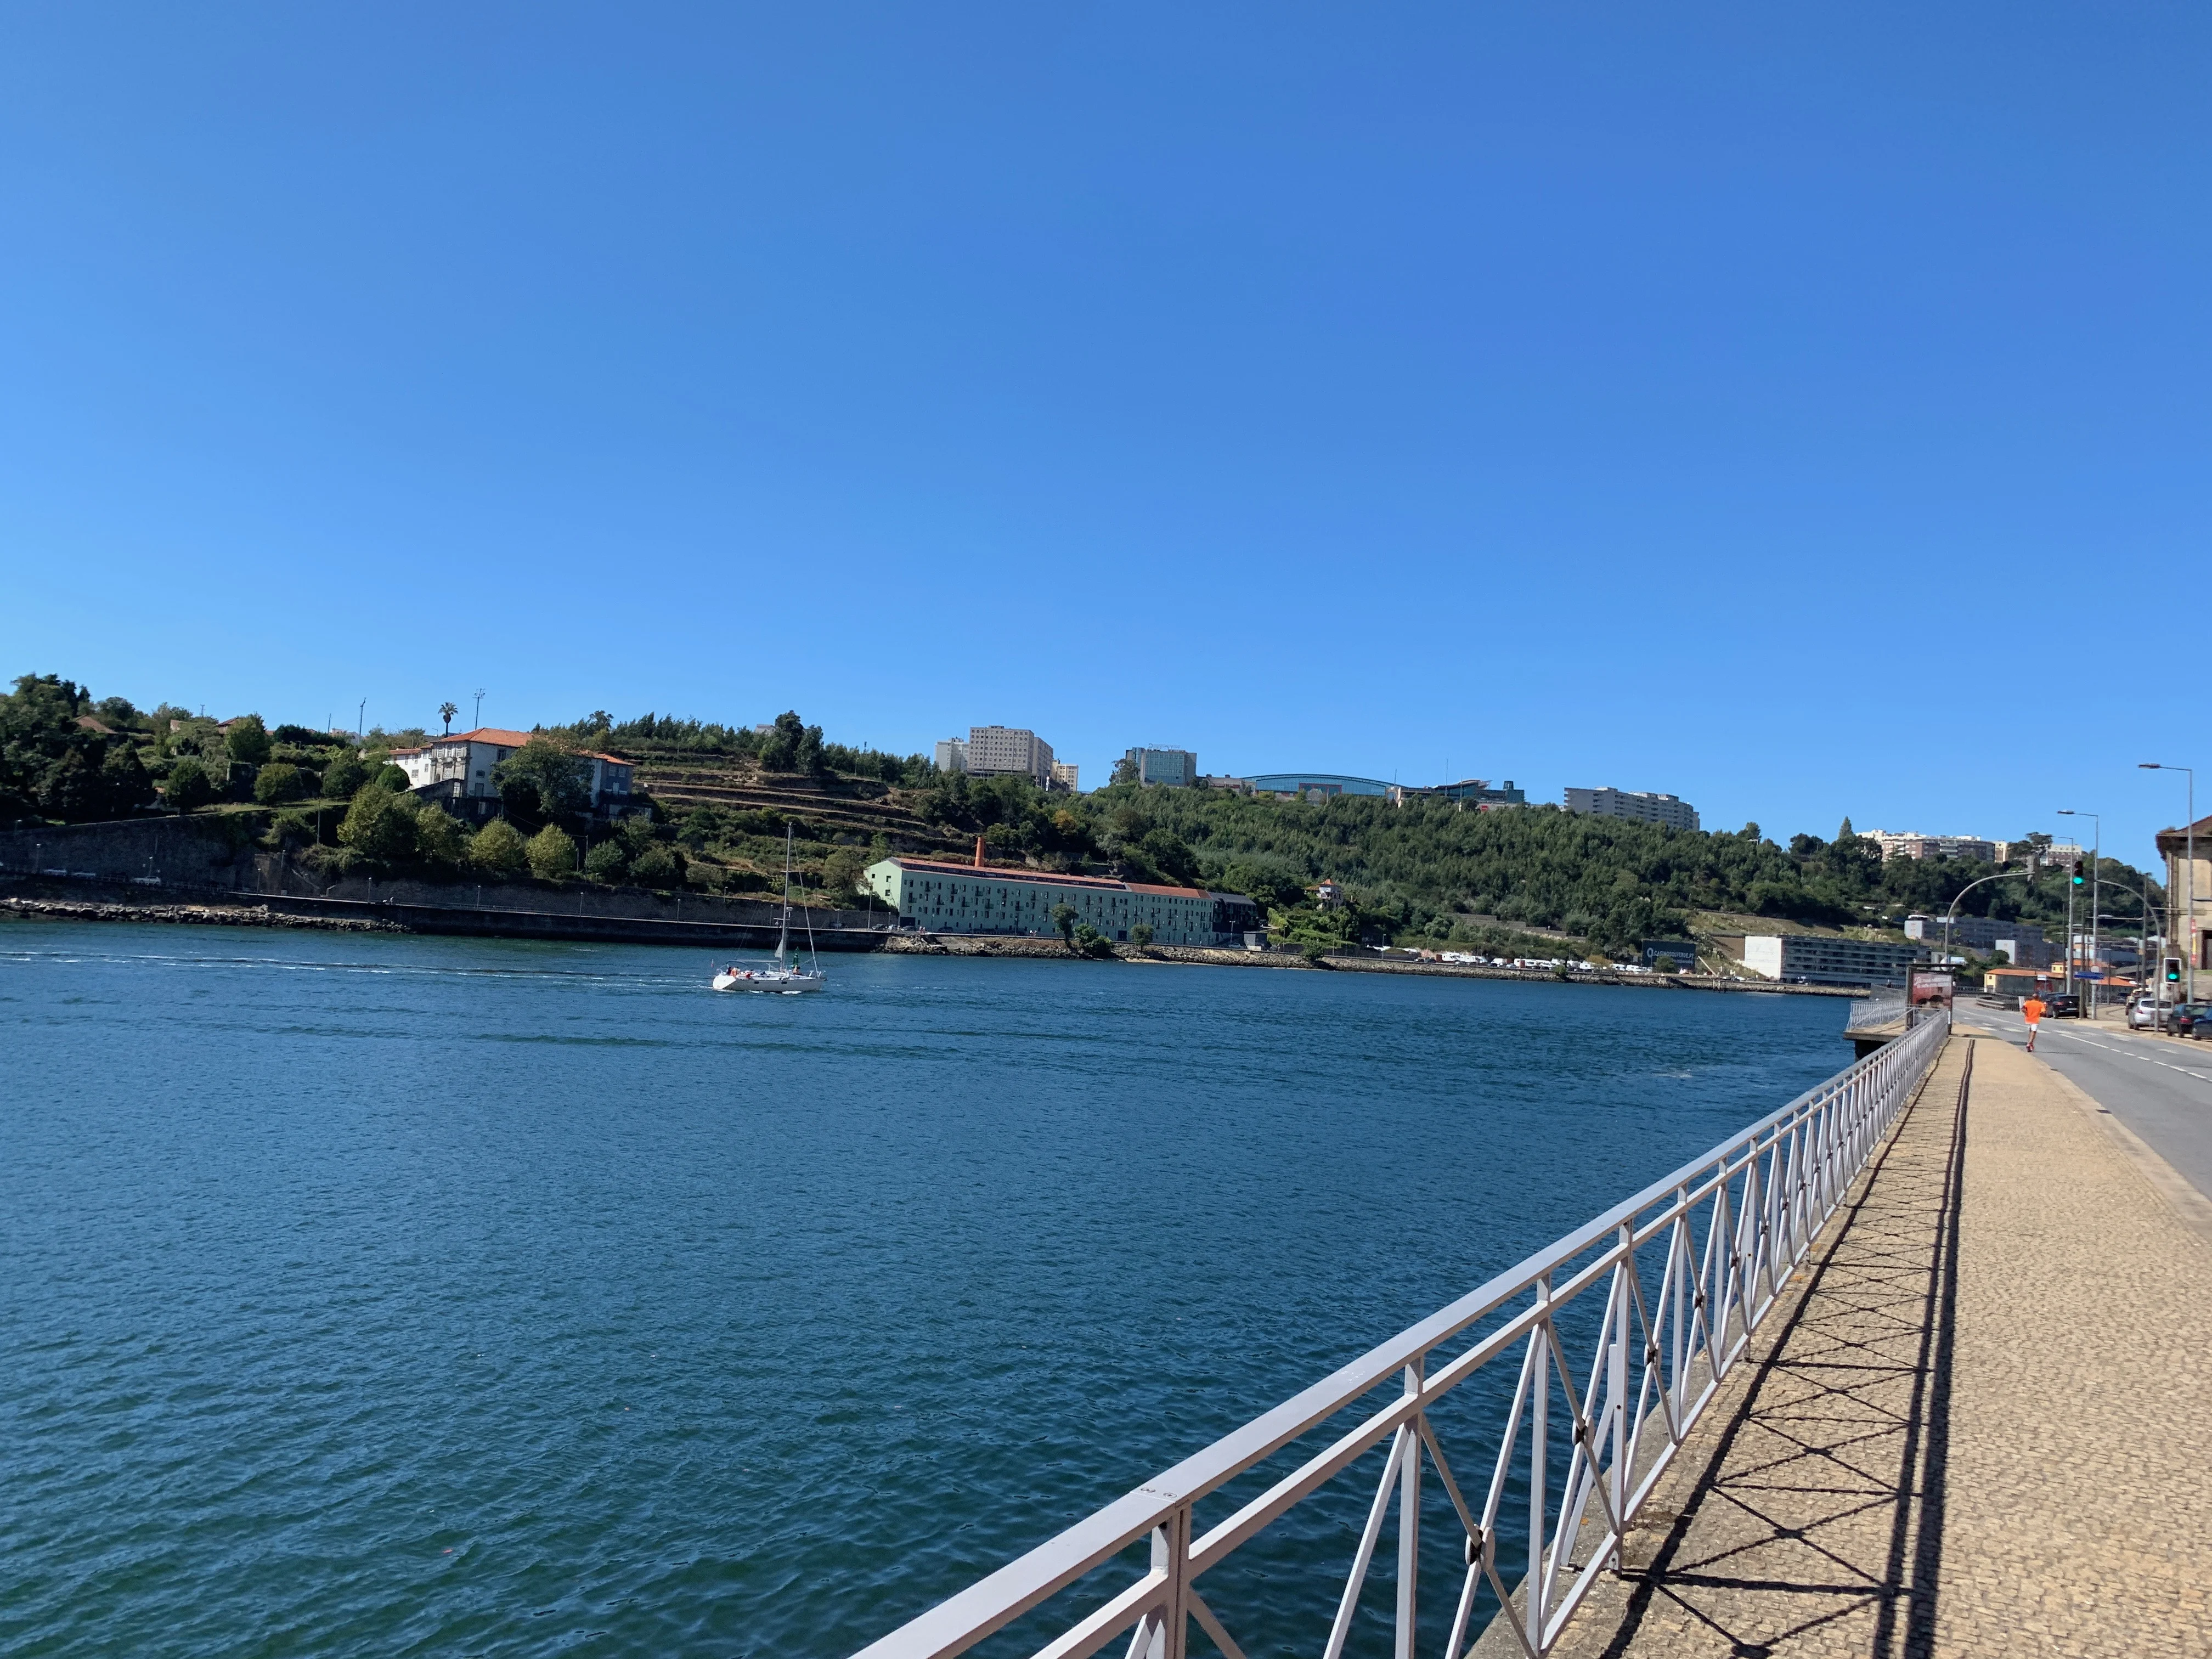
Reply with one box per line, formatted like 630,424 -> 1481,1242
1,4 -> 2204,868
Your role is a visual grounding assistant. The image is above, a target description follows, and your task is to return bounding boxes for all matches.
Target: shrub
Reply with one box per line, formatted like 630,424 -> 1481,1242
253,763 -> 307,805
338,783 -> 417,859
630,844 -> 682,889
262,809 -> 317,849
470,816 -> 529,876
583,840 -> 628,883
525,823 -> 577,879
373,763 -> 411,792
413,804 -> 469,866
163,757 -> 217,812
1131,923 -> 1154,947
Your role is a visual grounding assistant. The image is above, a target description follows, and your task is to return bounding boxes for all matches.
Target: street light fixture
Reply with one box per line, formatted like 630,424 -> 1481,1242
2140,763 -> 2196,1000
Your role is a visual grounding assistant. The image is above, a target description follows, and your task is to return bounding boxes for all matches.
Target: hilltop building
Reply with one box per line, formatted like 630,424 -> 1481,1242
390,728 -> 635,822
1248,773 -> 1391,799
1124,747 -> 1198,787
1863,830 -> 1996,863
1388,778 -> 1526,807
1564,786 -> 1700,832
935,726 -> 1065,788
864,856 -> 1260,946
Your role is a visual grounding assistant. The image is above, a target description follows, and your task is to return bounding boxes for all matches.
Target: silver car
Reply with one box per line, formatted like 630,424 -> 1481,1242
2128,994 -> 2174,1030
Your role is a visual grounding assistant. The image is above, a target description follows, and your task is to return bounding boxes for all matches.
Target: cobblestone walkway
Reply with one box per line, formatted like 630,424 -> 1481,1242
1534,1034 -> 2212,1659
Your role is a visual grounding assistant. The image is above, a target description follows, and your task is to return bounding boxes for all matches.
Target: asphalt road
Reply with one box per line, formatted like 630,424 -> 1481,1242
1951,1002 -> 2212,1202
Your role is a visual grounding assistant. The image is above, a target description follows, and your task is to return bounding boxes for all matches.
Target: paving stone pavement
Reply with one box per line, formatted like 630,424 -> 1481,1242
1532,1032 -> 2212,1659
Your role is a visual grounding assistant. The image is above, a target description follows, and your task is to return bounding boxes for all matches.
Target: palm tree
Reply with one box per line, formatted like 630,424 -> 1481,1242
439,701 -> 458,735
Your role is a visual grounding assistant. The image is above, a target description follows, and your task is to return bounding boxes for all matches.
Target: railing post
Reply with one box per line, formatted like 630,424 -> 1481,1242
1610,1227 -> 1630,1566
1526,1279 -> 1549,1651
1149,1507 -> 1190,1659
1398,1357 -> 1423,1659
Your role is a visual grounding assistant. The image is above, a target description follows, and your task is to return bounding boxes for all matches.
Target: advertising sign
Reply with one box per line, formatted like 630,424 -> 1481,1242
1908,968 -> 1955,1009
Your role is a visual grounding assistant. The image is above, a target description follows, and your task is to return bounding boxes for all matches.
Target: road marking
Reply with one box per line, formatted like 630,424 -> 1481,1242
1962,1014 -> 2212,1086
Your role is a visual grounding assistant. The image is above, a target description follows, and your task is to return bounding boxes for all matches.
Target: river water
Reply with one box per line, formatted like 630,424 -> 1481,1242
1,923 -> 1853,1657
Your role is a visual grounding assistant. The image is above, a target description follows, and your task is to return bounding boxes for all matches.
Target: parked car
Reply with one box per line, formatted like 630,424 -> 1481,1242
2042,993 -> 2081,1018
2171,1003 -> 2211,1040
2129,994 -> 2176,1030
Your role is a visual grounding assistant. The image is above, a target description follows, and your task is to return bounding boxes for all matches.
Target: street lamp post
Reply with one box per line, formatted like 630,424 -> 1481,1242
2140,763 -> 2196,1001
2058,810 -> 2101,1014
1940,871 -> 2029,973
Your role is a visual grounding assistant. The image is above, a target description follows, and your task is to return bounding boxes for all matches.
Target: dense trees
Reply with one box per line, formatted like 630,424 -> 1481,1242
494,740 -> 591,823
1,673 -> 159,823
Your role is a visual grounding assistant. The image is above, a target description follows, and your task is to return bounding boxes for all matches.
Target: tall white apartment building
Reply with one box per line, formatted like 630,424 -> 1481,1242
1564,786 -> 1700,833
1863,831 -> 1996,864
937,726 -> 1063,788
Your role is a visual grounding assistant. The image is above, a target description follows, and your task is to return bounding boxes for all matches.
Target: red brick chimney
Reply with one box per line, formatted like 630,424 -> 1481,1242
973,834 -> 986,868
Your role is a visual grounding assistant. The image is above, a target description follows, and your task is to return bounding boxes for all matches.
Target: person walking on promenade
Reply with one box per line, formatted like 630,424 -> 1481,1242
2022,994 -> 2046,1051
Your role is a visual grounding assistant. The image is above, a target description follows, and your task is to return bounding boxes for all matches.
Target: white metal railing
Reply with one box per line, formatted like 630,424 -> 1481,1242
851,1013 -> 1950,1659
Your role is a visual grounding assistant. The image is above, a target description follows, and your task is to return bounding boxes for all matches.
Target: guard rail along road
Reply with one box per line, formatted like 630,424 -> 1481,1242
849,1011 -> 1951,1659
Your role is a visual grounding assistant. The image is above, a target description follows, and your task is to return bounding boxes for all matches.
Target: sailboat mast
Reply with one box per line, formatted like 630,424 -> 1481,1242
774,823 -> 793,966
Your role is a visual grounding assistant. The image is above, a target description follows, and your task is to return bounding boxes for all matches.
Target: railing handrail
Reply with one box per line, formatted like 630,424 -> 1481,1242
853,1014 -> 1949,1659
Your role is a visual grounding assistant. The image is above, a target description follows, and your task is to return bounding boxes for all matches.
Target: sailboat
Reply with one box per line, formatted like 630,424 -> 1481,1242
712,825 -> 827,994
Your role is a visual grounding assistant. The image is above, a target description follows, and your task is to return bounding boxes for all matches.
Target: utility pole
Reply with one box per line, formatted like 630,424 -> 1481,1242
2059,810 -> 2101,1015
2141,763 -> 2196,1001
358,698 -> 366,740
474,689 -> 487,729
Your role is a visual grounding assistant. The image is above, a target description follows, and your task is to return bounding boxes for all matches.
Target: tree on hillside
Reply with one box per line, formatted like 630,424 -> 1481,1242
495,739 -> 591,824
339,784 -> 418,859
439,701 -> 458,734
254,763 -> 307,805
413,804 -> 469,866
321,753 -> 370,798
470,816 -> 528,876
629,843 -> 684,888
759,711 -> 805,772
526,824 -> 577,879
38,751 -> 106,820
225,715 -> 272,766
99,744 -> 155,815
163,757 -> 216,813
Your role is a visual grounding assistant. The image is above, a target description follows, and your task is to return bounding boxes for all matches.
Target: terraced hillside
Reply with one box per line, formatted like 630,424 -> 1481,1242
630,749 -> 968,858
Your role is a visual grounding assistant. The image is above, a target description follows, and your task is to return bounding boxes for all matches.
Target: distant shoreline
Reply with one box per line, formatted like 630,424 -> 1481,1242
1,889 -> 1859,998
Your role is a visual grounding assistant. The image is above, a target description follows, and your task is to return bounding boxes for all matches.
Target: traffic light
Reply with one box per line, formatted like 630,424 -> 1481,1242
2166,957 -> 2184,985
2069,861 -> 2085,887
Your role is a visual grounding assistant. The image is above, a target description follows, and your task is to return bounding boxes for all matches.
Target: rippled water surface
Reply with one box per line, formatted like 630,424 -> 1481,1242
1,922 -> 1855,1656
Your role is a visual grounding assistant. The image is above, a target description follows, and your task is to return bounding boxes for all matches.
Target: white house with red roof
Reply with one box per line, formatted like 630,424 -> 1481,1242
391,728 -> 635,820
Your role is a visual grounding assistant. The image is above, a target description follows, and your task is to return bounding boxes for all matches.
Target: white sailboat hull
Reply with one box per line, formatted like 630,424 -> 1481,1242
712,968 -> 826,994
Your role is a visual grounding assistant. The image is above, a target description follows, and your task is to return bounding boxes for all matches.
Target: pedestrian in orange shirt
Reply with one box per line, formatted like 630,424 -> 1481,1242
2022,995 -> 2045,1052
